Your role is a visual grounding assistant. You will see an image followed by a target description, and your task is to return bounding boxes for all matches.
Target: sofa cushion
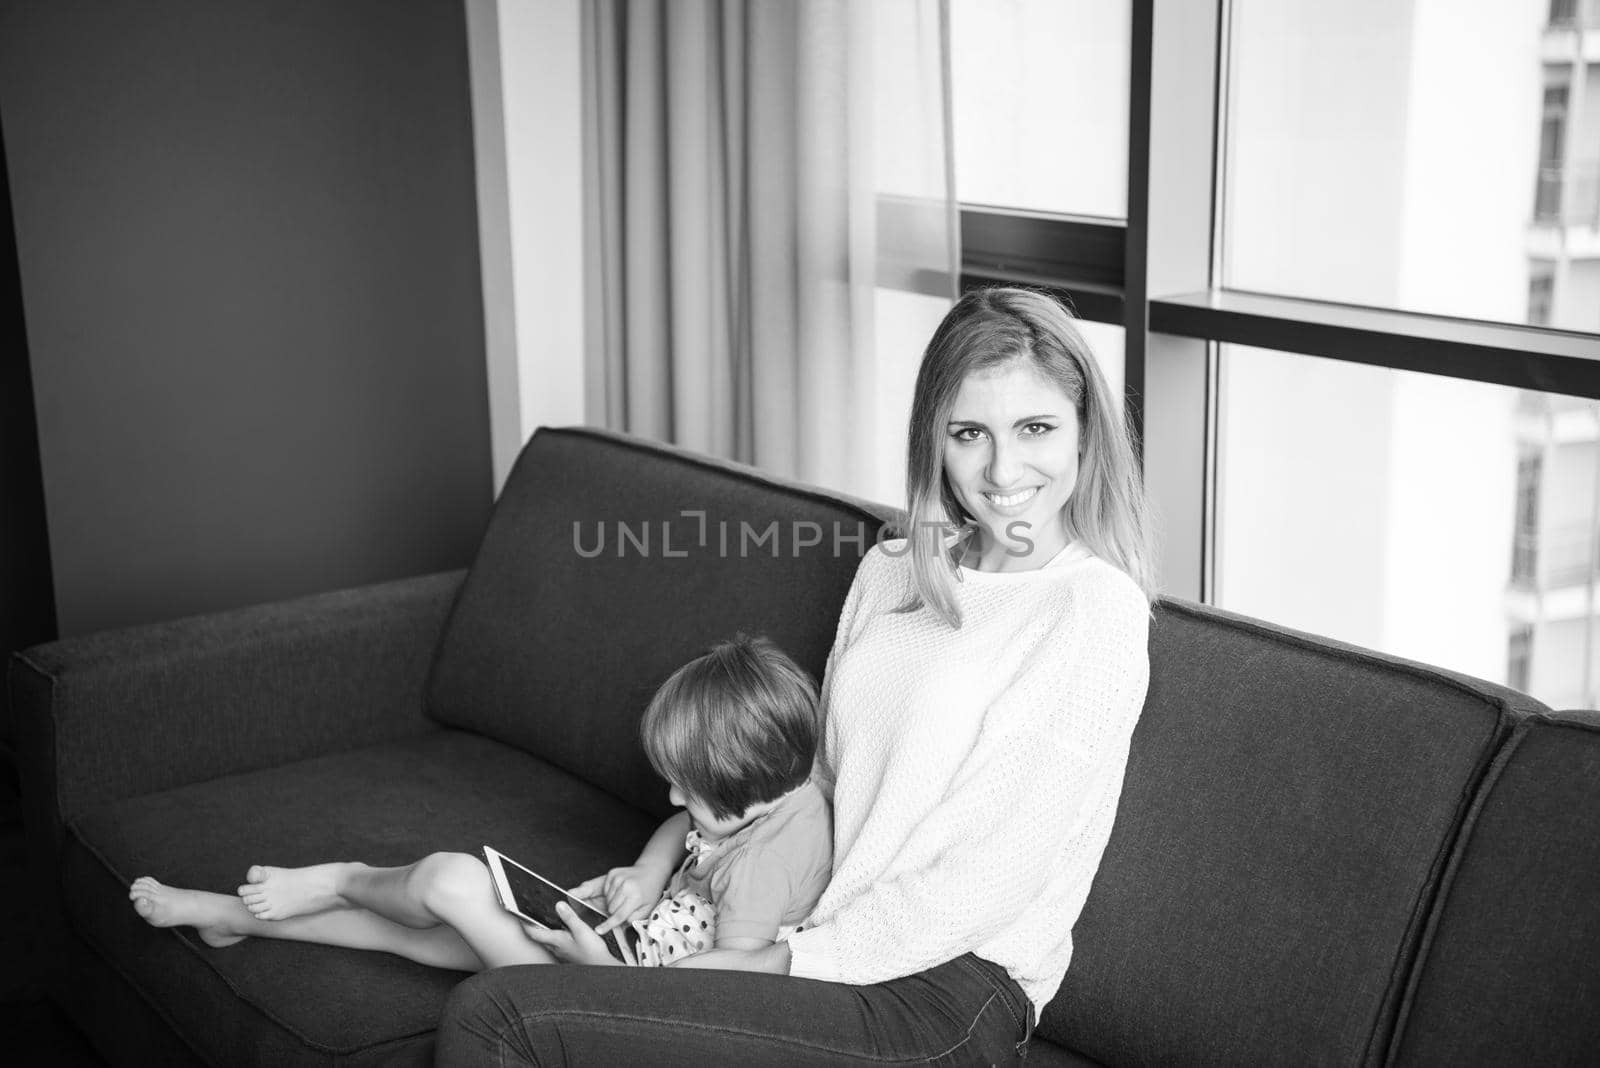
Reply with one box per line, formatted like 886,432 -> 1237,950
1389,710 -> 1600,1067
426,427 -> 900,816
1044,600 -> 1546,1068
65,730 -> 657,1066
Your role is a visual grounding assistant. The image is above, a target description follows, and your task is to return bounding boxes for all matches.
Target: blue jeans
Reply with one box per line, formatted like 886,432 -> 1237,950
435,953 -> 1037,1066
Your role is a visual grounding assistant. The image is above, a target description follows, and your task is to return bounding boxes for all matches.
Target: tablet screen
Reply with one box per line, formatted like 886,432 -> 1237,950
501,853 -> 600,930
485,847 -> 642,964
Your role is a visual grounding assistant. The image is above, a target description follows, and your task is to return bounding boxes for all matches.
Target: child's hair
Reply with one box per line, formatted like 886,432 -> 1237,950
640,635 -> 820,821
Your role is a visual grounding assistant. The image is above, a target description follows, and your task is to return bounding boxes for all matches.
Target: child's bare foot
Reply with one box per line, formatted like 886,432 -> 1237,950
238,862 -> 351,920
128,877 -> 246,948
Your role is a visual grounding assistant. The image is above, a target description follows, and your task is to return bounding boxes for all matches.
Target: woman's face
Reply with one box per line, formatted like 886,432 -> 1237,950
943,359 -> 1081,568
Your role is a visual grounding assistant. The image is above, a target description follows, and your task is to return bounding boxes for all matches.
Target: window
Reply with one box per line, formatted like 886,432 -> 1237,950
1214,349 -> 1600,707
871,290 -> 965,507
1527,262 -> 1555,327
1534,614 -> 1600,710
1215,347 -> 1517,685
948,0 -> 1600,709
1512,448 -> 1543,586
1075,321 -> 1125,413
1508,624 -> 1534,693
1223,0 -> 1550,327
1534,81 -> 1569,223
950,0 -> 1132,220
1544,0 -> 1600,27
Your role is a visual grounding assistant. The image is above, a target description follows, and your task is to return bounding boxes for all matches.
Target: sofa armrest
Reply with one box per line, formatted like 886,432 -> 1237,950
8,570 -> 463,846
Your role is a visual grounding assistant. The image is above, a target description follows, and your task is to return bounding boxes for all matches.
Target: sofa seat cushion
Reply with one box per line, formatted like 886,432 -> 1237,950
1390,710 -> 1600,1067
63,729 -> 657,1066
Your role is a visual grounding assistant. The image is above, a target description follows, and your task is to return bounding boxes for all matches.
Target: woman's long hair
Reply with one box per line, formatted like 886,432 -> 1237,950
900,287 -> 1156,626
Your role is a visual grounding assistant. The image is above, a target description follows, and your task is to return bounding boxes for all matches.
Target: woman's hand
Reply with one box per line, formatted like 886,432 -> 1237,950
572,864 -> 670,936
522,901 -> 622,967
670,941 -> 791,974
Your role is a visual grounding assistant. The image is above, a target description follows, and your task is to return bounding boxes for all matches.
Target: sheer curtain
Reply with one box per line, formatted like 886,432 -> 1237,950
581,0 -> 958,502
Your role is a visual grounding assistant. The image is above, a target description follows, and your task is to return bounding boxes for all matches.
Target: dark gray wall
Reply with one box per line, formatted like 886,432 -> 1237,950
0,0 -> 492,636
1,116 -> 56,661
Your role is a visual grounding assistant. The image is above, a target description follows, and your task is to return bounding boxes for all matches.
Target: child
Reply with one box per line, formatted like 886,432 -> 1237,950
547,634 -> 832,967
128,635 -> 830,973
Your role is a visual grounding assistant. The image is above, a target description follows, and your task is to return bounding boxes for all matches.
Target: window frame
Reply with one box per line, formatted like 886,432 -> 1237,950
957,0 -> 1600,601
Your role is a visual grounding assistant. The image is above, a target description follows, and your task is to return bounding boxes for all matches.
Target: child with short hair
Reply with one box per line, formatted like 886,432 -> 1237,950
544,634 -> 831,967
129,634 -> 830,973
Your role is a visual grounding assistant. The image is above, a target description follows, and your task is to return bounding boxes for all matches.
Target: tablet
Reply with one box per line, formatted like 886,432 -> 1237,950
483,846 -> 640,965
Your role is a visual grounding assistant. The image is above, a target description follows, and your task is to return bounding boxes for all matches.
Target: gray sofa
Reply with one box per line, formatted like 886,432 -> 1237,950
11,426 -> 1599,1066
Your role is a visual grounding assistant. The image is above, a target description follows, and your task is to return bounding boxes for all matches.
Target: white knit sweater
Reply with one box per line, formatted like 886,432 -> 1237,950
784,540 -> 1151,1013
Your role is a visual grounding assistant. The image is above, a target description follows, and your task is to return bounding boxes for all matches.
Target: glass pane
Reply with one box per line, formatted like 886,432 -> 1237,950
1216,344 -> 1600,709
950,0 -> 1131,220
1075,318 -> 1125,418
867,288 -> 961,508
1224,0 -> 1600,333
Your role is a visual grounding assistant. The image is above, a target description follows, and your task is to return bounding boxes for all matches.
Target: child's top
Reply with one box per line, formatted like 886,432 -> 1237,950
666,779 -> 832,943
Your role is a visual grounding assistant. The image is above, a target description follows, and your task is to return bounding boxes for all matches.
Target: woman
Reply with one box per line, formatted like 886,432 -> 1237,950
437,286 -> 1155,1065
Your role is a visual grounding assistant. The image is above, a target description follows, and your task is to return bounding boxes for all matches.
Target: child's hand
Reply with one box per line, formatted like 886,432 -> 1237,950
522,901 -> 620,967
583,864 -> 669,935
567,874 -> 610,912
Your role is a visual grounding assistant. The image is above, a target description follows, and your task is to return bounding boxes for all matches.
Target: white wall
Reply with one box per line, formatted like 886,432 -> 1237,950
1567,260 -> 1600,331
1537,614 -> 1600,709
467,0 -> 588,493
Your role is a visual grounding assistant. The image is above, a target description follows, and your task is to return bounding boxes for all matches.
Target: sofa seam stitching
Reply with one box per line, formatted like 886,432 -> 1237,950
1357,707 -> 1504,1068
11,651 -> 68,831
544,426 -> 906,528
1157,599 -> 1542,717
1375,718 -> 1528,1068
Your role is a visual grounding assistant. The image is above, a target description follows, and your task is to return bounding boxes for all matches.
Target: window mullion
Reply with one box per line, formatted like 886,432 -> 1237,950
1133,0 -> 1226,601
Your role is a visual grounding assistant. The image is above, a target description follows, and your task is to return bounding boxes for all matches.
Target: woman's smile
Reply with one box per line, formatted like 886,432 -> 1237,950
983,486 -> 1039,510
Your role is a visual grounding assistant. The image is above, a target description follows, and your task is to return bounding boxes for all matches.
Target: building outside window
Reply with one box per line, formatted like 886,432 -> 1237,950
1509,623 -> 1535,691
1513,449 -> 1543,586
1535,82 -> 1568,222
1528,262 -> 1555,325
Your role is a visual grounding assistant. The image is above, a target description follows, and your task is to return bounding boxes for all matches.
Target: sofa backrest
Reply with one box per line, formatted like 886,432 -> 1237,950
1388,709 -> 1600,1067
1044,599 -> 1547,1068
425,427 -> 900,818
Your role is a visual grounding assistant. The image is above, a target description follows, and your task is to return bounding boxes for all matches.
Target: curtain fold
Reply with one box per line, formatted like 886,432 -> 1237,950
583,0 -> 957,501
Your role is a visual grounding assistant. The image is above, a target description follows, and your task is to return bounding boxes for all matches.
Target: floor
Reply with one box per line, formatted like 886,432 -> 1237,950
0,749 -> 106,1066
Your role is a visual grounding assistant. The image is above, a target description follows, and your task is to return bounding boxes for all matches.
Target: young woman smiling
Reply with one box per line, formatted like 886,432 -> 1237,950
436,287 -> 1157,1067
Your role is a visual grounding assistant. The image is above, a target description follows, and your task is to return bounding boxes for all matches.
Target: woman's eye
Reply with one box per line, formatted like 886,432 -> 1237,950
949,427 -> 983,443
1022,422 -> 1056,436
